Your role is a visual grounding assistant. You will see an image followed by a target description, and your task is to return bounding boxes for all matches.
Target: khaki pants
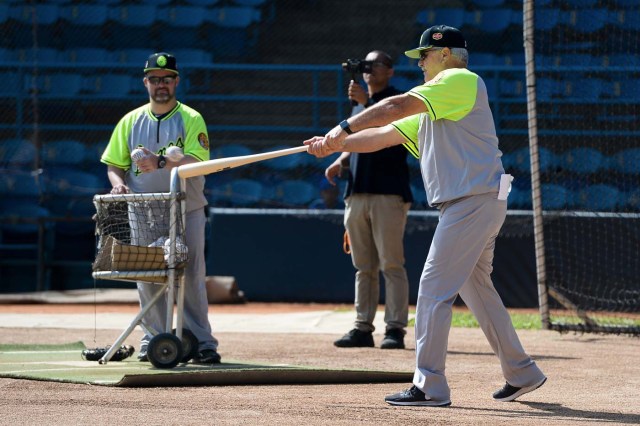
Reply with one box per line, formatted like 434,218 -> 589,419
344,194 -> 411,333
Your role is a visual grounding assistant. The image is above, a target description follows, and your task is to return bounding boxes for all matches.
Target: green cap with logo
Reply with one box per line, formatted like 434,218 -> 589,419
405,25 -> 467,59
144,52 -> 179,75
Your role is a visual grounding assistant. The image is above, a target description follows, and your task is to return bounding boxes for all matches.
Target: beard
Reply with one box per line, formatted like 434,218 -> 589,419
151,90 -> 174,104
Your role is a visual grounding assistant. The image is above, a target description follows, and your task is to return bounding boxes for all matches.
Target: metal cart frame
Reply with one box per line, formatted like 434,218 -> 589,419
92,168 -> 195,368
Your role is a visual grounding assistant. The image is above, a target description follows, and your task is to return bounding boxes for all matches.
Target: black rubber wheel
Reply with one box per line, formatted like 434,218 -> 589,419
173,328 -> 199,363
147,333 -> 183,369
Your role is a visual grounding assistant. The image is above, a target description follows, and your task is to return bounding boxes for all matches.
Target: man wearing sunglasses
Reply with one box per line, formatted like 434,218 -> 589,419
101,52 -> 221,364
305,25 -> 546,406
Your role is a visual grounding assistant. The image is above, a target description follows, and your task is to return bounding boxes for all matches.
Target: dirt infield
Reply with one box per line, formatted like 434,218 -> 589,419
0,303 -> 638,425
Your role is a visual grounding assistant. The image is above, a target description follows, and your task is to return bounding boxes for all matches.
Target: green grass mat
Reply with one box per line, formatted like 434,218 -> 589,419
0,343 -> 411,387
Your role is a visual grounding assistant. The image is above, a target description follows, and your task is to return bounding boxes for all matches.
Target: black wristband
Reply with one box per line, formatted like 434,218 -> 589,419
339,119 -> 353,135
157,155 -> 166,169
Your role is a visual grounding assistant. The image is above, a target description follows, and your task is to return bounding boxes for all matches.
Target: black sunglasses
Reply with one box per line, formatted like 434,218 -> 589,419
146,75 -> 177,85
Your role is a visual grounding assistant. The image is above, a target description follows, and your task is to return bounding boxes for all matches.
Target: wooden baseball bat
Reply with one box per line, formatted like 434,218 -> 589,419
177,145 -> 309,179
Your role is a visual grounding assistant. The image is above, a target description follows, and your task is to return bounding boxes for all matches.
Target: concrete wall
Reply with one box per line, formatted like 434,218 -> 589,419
206,209 -> 539,307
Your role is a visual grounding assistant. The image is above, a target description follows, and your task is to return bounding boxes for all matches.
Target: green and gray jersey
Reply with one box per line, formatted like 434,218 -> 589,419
101,102 -> 210,212
392,68 -> 504,207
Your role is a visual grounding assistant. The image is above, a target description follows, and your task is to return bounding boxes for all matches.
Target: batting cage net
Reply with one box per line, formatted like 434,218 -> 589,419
92,192 -> 186,284
525,1 -> 640,335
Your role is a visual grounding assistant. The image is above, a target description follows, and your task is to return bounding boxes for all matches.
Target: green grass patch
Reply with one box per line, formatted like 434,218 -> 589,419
408,312 -> 542,330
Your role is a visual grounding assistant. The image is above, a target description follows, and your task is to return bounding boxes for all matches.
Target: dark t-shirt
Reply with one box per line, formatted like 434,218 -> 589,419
344,85 -> 413,203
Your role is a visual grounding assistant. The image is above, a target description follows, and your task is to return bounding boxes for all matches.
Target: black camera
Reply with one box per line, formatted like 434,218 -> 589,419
341,59 -> 373,75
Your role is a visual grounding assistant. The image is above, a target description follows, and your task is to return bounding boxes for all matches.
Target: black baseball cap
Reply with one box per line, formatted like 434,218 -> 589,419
144,52 -> 179,75
405,25 -> 467,59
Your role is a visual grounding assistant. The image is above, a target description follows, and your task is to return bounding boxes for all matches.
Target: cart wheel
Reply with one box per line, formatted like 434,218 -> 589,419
173,328 -> 199,363
147,333 -> 183,369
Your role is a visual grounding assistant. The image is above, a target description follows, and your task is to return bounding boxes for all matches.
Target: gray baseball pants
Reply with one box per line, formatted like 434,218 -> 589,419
135,207 -> 218,353
412,192 -> 545,401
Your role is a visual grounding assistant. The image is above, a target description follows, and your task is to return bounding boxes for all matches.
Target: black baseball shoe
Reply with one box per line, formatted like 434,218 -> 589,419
137,350 -> 148,362
385,385 -> 451,407
380,328 -> 405,349
192,349 -> 222,364
493,377 -> 547,402
333,329 -> 374,348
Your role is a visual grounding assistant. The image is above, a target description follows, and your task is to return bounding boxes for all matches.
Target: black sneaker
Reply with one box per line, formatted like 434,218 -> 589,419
192,349 -> 222,364
137,351 -> 148,362
385,385 -> 451,407
493,377 -> 547,402
333,329 -> 374,348
380,328 -> 405,349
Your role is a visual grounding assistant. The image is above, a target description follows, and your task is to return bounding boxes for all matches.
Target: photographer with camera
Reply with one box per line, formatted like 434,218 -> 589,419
326,50 -> 413,350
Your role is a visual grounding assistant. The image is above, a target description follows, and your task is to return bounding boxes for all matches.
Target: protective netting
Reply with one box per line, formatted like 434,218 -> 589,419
92,192 -> 186,284
528,1 -> 640,335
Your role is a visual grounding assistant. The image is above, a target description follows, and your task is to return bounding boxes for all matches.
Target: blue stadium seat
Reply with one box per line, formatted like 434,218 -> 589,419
624,189 -> 640,211
262,145 -> 305,171
612,148 -> 640,174
536,77 -> 563,101
108,5 -> 157,48
617,79 -> 640,101
534,8 -> 560,32
567,78 -> 604,101
41,140 -> 86,166
563,0 -> 599,6
541,184 -> 569,210
577,184 -> 620,212
502,52 -> 525,66
390,76 -> 420,92
213,144 -> 253,159
42,167 -> 105,235
603,53 -> 639,68
115,48 -> 154,65
416,8 -> 465,29
169,49 -> 214,65
465,8 -> 513,33
208,6 -> 258,28
44,167 -> 105,197
0,168 -> 41,200
275,180 -> 318,207
615,10 -> 640,30
66,48 -> 111,64
482,77 -> 498,99
499,78 -> 525,98
226,178 -> 263,206
470,53 -> 496,68
9,3 -> 61,48
558,53 -> 597,67
0,139 -> 37,166
0,3 -> 8,25
206,6 -> 261,59
156,6 -> 208,49
0,201 -> 51,236
89,75 -> 133,97
562,147 -> 606,174
563,9 -> 609,34
507,186 -> 532,210
0,72 -> 22,97
0,47 -> 13,63
59,4 -> 109,48
509,146 -> 557,173
14,47 -> 61,64
41,73 -> 85,97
